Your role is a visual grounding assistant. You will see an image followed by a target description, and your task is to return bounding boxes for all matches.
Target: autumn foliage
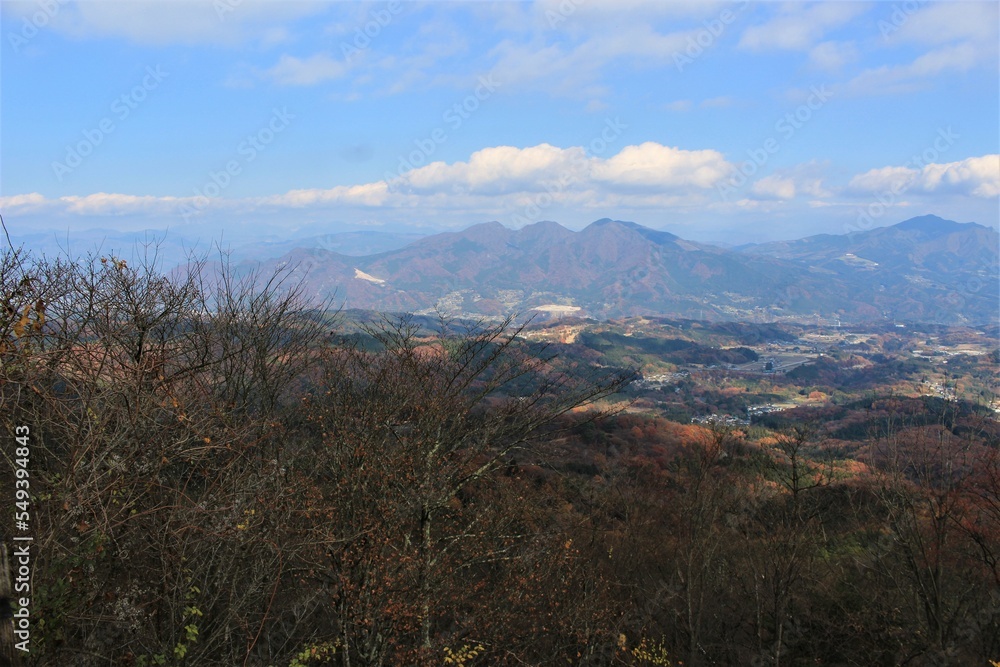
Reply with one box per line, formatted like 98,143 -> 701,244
0,248 -> 997,666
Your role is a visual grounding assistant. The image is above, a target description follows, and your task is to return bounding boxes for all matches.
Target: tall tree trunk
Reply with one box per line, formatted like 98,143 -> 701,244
419,504 -> 433,652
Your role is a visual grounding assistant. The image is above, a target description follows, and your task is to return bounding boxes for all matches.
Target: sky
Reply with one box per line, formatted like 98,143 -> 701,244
1,0 -> 998,246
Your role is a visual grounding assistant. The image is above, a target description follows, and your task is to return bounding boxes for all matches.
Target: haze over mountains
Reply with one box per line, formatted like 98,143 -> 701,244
257,214 -> 998,326
9,226 -> 426,266
12,214 -> 995,325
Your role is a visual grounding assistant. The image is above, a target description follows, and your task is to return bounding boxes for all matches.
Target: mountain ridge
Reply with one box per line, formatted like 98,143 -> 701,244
254,215 -> 998,326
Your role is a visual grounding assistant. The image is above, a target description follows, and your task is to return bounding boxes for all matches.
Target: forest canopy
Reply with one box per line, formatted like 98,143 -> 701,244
0,247 -> 997,667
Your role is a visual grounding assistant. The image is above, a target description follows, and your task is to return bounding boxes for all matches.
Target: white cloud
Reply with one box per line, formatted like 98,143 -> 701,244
395,144 -> 591,195
2,142 -> 734,223
888,2 -> 999,46
0,192 -> 201,217
376,142 -> 732,199
593,142 -> 731,191
261,53 -> 348,86
909,42 -> 982,75
376,18 -> 472,94
739,3 -> 868,51
922,155 -> 1000,198
665,100 -> 693,112
752,175 -> 797,200
60,193 -> 191,216
258,182 -> 390,208
316,4 -> 717,99
844,42 -> 980,95
749,172 -> 832,201
845,2 -> 997,98
259,26 -> 292,48
848,155 -> 1000,198
848,166 -> 917,194
699,96 -> 733,109
808,40 -> 858,72
455,0 -> 745,101
798,178 -> 833,198
517,0 -> 733,33
481,19 -> 711,99
0,193 -> 47,210
8,149 -> 991,232
14,0 -> 325,47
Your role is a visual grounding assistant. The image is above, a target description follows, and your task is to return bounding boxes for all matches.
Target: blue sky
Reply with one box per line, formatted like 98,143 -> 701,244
1,0 -> 998,244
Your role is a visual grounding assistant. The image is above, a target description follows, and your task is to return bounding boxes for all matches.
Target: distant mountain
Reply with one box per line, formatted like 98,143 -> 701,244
742,214 -> 998,324
8,228 -> 206,268
741,215 -> 991,261
255,215 -> 997,325
226,231 -> 426,262
9,228 -> 426,268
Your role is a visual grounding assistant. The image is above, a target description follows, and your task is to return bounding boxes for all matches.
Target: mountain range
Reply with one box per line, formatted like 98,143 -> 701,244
251,214 -> 998,326
10,227 -> 425,266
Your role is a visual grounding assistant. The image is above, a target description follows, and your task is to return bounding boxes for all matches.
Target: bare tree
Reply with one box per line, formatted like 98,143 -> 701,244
299,314 -> 630,665
0,245 -> 329,666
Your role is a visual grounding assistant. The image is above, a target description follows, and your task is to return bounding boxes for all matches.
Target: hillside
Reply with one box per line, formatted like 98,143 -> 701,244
257,215 -> 998,325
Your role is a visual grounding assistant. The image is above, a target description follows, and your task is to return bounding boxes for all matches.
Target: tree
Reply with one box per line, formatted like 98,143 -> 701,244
0,245 -> 329,665
862,396 -> 999,664
298,314 -> 630,665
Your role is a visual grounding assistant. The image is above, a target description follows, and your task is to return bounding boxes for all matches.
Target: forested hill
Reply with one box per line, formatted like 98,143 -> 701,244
250,214 -> 998,325
1,249 -> 997,665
